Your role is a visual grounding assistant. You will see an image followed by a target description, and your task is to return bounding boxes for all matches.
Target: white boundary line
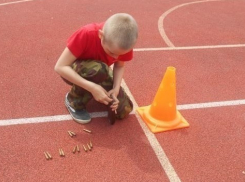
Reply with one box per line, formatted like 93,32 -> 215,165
2,99 -> 245,126
121,80 -> 182,182
158,0 -> 223,47
134,44 -> 245,52
0,0 -> 33,6
1,99 -> 245,125
0,112 -> 107,126
177,99 -> 245,110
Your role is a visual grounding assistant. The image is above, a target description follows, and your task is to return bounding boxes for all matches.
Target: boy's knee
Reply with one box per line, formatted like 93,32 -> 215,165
73,60 -> 109,82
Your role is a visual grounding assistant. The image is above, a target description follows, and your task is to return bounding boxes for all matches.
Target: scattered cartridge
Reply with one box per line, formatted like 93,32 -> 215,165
83,129 -> 92,133
83,145 -> 88,152
73,145 -> 77,154
44,152 -> 49,160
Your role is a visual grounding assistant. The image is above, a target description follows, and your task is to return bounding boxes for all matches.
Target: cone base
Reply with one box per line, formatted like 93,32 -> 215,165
137,105 -> 189,133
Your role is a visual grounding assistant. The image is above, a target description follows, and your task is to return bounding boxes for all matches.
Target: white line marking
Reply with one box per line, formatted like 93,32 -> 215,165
0,115 -> 72,126
134,44 -> 245,51
0,112 -> 108,126
0,0 -> 33,6
158,0 -> 223,47
121,80 -> 182,182
177,99 -> 245,110
1,99 -> 245,126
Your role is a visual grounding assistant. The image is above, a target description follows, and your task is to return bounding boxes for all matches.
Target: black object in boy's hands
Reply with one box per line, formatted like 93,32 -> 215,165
108,99 -> 116,125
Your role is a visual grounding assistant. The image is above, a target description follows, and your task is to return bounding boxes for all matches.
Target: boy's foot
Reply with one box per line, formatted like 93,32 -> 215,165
65,93 -> 91,124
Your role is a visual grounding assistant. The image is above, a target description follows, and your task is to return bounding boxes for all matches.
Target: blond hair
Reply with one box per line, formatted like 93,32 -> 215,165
103,13 -> 138,50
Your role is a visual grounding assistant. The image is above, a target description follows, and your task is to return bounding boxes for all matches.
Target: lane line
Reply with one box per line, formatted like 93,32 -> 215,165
134,44 -> 245,52
1,99 -> 245,126
121,80 -> 182,182
0,0 -> 33,6
177,99 -> 245,110
158,0 -> 223,47
0,112 -> 107,126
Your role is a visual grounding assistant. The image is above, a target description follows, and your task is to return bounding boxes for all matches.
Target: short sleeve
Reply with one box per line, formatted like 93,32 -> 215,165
67,28 -> 88,58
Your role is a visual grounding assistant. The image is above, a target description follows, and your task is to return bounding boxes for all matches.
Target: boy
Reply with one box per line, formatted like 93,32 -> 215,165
54,13 -> 138,124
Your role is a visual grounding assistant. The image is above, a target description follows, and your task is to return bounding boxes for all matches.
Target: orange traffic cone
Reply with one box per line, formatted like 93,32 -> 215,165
137,66 -> 189,133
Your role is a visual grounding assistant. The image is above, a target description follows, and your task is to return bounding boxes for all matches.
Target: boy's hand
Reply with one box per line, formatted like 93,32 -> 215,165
90,84 -> 113,105
108,90 -> 119,111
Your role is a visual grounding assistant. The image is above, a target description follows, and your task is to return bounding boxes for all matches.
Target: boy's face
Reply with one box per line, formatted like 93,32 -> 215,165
99,30 -> 130,59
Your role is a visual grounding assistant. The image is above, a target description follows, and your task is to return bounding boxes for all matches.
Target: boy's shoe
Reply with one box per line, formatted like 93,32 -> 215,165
65,93 -> 91,124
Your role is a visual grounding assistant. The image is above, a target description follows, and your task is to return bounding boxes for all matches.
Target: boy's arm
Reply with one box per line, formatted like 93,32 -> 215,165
108,60 -> 126,111
54,47 -> 112,105
54,47 -> 93,90
112,60 -> 125,95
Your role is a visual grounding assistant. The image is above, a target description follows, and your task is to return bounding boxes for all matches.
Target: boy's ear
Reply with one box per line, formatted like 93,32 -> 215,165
98,30 -> 104,39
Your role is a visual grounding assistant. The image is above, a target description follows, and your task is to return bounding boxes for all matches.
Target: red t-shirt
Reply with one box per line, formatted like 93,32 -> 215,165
67,23 -> 133,66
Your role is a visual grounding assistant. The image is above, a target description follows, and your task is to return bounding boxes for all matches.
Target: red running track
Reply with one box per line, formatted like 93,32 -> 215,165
1,0 -> 245,181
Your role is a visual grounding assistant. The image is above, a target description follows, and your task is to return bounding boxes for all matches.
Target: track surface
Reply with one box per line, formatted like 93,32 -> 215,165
1,0 -> 245,181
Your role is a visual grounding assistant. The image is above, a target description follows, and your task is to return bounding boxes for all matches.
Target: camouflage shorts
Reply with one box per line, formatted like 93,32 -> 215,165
63,60 -> 133,120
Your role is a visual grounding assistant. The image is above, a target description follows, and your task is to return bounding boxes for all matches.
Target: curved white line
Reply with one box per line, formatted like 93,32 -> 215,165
158,0 -> 223,47
0,0 -> 33,6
